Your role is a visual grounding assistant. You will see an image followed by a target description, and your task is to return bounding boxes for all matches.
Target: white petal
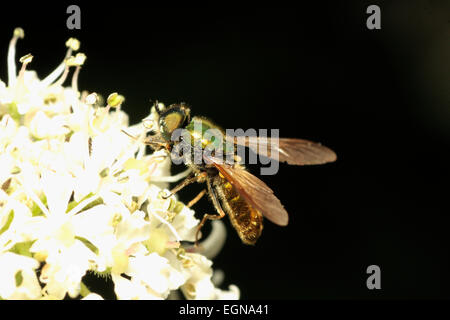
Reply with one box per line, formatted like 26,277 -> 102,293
214,285 -> 240,300
0,252 -> 40,299
8,267 -> 42,300
41,170 -> 73,215
82,293 -> 104,300
116,211 -> 151,246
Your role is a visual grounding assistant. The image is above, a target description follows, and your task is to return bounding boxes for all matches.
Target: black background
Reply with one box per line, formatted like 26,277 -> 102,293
1,1 -> 450,299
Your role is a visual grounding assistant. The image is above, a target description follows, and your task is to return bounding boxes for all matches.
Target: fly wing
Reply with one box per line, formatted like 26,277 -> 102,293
226,136 -> 337,165
205,155 -> 289,226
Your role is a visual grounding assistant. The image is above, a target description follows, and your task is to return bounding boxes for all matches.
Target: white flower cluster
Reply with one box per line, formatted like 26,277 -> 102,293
0,28 -> 239,300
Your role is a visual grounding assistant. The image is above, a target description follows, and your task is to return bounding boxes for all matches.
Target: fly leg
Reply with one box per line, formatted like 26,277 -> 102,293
187,189 -> 207,208
195,176 -> 226,246
122,129 -> 167,151
161,172 -> 207,199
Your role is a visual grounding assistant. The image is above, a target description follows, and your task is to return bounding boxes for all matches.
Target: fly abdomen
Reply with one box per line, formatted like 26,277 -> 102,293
212,174 -> 263,245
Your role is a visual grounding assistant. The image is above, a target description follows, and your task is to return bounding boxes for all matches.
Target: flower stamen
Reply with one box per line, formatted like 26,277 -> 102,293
151,210 -> 182,242
70,53 -> 86,93
65,38 -> 80,58
106,92 -> 125,113
85,92 -> 98,105
52,59 -> 71,87
7,27 -> 24,87
17,53 -> 33,82
41,38 -> 80,87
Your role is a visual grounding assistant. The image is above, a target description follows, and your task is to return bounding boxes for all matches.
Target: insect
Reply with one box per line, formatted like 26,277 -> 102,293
129,102 -> 336,245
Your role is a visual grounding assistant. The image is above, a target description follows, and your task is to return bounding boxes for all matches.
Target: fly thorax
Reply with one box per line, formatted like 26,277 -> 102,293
185,117 -> 234,158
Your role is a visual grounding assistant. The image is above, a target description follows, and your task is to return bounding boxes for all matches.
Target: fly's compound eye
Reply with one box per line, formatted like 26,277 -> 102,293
159,105 -> 190,141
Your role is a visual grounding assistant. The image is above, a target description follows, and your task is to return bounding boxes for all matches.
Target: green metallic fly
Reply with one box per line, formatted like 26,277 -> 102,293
130,102 -> 336,245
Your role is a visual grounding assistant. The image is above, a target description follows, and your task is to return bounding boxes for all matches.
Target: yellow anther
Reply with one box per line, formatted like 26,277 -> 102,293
14,27 -> 24,39
44,93 -> 58,104
107,92 -> 125,108
65,56 -> 76,67
111,212 -> 122,227
19,53 -> 33,64
74,53 -> 86,65
11,166 -> 21,174
65,53 -> 86,67
65,38 -> 80,51
99,167 -> 110,178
